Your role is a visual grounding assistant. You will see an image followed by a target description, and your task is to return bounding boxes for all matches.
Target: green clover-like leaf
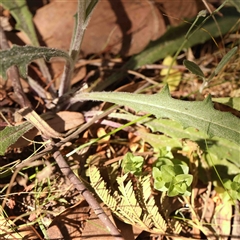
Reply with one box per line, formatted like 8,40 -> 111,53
121,152 -> 144,176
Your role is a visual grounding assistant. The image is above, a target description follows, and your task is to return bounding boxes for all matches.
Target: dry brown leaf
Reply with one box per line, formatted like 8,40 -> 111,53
71,66 -> 87,86
34,1 -> 76,52
32,0 -> 205,57
97,127 -> 110,143
112,215 -> 143,240
48,111 -> 85,132
82,207 -> 144,239
47,200 -> 90,239
158,0 -> 204,26
11,0 -> 207,83
81,0 -> 166,56
18,107 -> 63,139
81,206 -> 116,240
11,111 -> 84,148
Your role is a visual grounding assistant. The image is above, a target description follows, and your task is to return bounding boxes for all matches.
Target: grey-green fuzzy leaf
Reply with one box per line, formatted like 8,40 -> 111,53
73,85 -> 240,144
108,112 -> 239,164
0,45 -> 72,80
0,122 -> 33,156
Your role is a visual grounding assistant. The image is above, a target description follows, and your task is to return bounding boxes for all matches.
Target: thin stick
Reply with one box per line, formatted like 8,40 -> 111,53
52,149 -> 124,240
15,105 -> 119,170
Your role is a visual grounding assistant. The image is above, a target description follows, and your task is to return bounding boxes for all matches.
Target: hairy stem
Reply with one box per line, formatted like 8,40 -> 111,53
58,0 -> 99,97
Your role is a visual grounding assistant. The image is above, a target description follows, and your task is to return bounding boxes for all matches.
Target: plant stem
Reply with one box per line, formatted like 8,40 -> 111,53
0,25 -> 31,108
58,0 -> 99,97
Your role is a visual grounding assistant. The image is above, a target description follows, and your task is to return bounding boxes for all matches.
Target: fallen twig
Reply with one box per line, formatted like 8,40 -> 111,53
52,148 -> 124,240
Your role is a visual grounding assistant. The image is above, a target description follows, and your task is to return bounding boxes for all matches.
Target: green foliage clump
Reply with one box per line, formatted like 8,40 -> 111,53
121,152 -> 144,176
152,161 -> 193,197
222,174 -> 240,203
121,149 -> 193,197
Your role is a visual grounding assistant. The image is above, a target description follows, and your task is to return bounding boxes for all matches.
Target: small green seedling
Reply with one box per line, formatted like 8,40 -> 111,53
221,173 -> 240,204
121,152 -> 144,176
121,149 -> 193,197
152,160 -> 193,197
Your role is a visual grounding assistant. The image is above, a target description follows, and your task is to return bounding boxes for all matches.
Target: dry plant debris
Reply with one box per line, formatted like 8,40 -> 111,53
0,0 -> 239,239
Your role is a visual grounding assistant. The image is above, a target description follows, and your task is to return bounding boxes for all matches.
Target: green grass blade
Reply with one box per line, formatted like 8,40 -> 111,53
214,46 -> 238,75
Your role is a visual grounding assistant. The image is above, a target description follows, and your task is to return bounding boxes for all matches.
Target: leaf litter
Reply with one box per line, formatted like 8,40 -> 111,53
0,1 -> 239,239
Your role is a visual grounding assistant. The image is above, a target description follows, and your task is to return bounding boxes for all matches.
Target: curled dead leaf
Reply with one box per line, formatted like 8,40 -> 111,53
97,127 -> 111,143
11,111 -> 84,148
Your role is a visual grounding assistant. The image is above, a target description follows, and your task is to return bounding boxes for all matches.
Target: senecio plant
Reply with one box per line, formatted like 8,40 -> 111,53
0,0 -> 239,239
